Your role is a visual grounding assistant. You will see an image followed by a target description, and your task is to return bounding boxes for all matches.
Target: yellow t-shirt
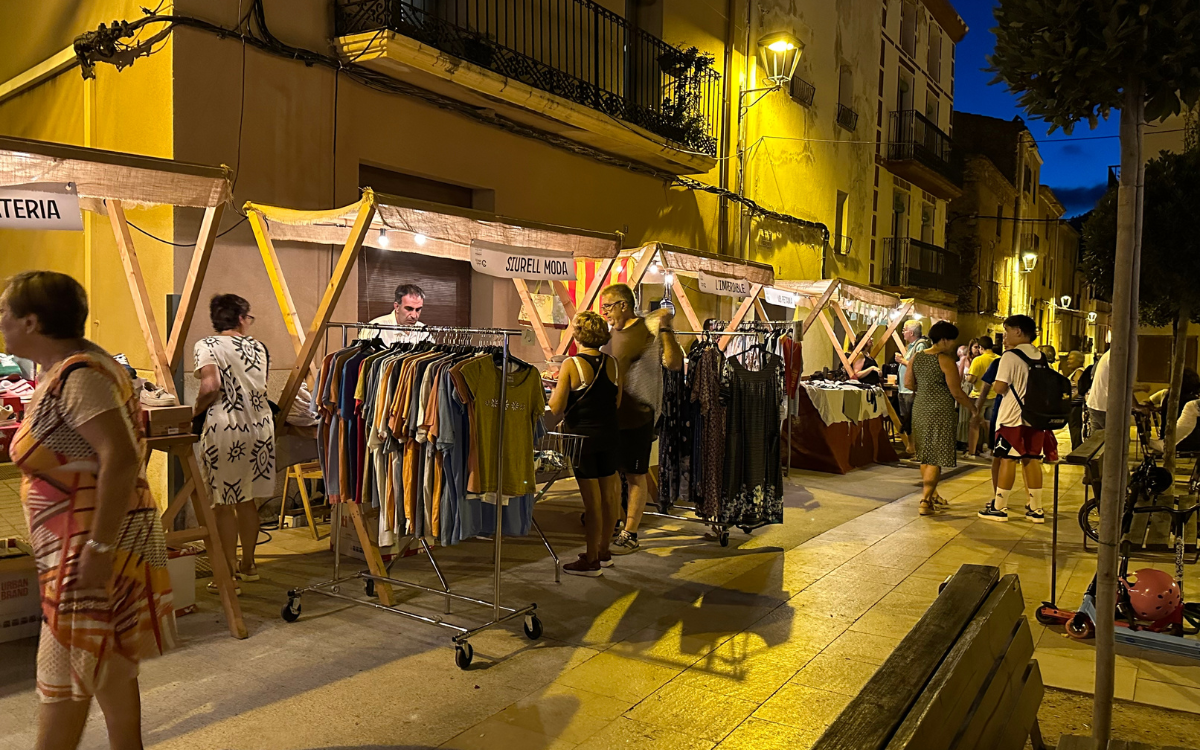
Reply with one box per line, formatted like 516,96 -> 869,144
968,351 -> 999,400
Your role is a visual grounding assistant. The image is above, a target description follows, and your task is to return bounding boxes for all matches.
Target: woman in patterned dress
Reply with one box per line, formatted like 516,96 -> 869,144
905,320 -> 977,516
1,271 -> 175,749
193,294 -> 275,590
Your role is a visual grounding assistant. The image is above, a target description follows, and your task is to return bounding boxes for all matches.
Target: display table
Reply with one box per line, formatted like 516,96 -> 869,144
787,384 -> 897,474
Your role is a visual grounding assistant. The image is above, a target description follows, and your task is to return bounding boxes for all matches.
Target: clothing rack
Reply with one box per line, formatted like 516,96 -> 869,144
281,321 -> 542,669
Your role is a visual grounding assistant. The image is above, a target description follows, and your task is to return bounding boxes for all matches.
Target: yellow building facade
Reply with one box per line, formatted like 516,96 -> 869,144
0,0 -> 965,379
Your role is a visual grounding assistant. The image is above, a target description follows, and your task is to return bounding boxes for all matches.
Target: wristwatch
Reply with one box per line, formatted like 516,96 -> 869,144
85,538 -> 117,554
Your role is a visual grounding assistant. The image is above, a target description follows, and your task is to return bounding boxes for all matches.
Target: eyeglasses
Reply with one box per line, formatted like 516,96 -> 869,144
245,315 -> 255,323
601,301 -> 626,313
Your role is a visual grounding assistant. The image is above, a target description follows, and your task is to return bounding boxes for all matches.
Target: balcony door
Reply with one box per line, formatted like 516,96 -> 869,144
625,0 -> 664,112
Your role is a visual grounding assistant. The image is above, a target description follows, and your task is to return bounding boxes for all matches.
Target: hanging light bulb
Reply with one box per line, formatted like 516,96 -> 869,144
378,228 -> 390,248
649,262 -> 660,275
414,233 -> 427,246
664,272 -> 675,286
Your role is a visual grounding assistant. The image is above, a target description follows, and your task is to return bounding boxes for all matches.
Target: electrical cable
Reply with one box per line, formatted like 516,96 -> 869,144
126,215 -> 248,246
71,3 -> 831,242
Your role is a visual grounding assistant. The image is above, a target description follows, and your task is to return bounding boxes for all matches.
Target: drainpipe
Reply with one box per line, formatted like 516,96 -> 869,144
1008,130 -> 1027,317
717,0 -> 737,256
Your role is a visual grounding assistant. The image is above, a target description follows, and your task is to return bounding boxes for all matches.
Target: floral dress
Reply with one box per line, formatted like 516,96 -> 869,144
14,350 -> 176,702
194,335 -> 276,505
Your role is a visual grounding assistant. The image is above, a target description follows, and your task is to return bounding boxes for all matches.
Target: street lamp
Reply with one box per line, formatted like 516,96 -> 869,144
1088,311 -> 1098,323
757,32 -> 802,86
1021,251 -> 1038,273
1060,295 -> 1072,309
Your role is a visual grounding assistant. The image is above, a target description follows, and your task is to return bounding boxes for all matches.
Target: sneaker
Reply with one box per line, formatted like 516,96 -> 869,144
1024,506 -> 1045,524
563,557 -> 602,577
598,553 -> 614,568
140,384 -> 178,407
977,503 -> 1009,522
610,530 -> 640,555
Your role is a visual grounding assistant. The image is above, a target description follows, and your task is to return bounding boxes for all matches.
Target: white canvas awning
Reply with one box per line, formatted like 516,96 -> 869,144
623,242 -> 775,287
774,278 -> 901,310
245,190 -> 621,261
0,135 -> 231,209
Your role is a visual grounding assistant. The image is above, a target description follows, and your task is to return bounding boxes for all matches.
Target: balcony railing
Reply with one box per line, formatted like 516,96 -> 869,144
790,76 -> 815,107
836,103 -> 858,131
980,280 -> 1000,314
879,237 -> 960,296
888,110 -> 961,185
335,0 -> 722,155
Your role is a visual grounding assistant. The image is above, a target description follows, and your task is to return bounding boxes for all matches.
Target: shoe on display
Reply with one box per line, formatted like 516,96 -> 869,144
1024,506 -> 1045,524
140,384 -> 178,407
563,557 -> 602,577
610,530 -> 639,555
977,503 -> 1009,522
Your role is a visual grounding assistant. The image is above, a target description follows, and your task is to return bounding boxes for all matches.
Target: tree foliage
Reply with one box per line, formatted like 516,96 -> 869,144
990,0 -> 1200,132
1081,149 -> 1200,327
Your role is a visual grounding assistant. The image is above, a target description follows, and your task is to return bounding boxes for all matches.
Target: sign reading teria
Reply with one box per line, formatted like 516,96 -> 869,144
698,270 -> 752,298
0,183 -> 83,231
470,239 -> 576,280
764,286 -> 801,308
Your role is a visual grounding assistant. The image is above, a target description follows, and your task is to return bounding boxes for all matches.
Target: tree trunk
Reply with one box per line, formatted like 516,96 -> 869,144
1164,302 -> 1191,478
1092,80 -> 1146,750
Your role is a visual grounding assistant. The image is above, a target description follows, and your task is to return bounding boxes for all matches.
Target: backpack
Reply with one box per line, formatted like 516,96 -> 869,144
1008,349 -> 1073,430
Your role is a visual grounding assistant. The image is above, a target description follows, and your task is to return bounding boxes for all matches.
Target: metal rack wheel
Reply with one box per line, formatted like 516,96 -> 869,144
281,596 -> 301,623
523,614 -> 543,640
719,531 -> 730,547
365,578 -> 376,598
454,641 -> 474,669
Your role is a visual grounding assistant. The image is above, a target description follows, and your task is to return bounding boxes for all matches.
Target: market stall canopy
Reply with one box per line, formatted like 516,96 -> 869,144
244,190 -> 621,262
774,278 -> 901,310
0,135 -> 231,209
623,242 -> 775,287
912,298 -> 958,323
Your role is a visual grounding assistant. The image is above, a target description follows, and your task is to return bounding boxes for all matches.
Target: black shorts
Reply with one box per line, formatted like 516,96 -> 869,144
898,392 -> 916,435
616,422 -> 656,475
573,436 -> 618,480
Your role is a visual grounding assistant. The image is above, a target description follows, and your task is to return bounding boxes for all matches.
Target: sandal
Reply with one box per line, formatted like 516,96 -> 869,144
207,581 -> 241,595
932,494 -> 950,509
919,500 -> 937,516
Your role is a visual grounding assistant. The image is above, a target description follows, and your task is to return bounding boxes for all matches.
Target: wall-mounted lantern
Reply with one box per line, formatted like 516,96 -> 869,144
757,32 -> 802,86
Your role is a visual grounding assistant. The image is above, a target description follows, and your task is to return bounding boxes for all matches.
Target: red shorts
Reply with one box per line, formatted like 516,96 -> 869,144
995,426 -> 1059,462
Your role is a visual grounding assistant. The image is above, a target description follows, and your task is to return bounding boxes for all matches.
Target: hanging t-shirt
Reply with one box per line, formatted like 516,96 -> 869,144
459,356 -> 544,497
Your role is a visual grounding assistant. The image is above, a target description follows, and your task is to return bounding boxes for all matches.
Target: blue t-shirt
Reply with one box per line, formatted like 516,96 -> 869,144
982,357 -> 1002,430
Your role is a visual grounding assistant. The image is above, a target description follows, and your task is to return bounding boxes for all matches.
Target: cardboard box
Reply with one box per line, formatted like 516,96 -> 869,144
332,506 -> 401,562
0,554 -> 42,643
142,405 -> 193,437
167,548 -> 198,616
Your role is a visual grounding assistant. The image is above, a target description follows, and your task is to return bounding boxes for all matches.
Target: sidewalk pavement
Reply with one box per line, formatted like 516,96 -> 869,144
1,461 -> 1199,750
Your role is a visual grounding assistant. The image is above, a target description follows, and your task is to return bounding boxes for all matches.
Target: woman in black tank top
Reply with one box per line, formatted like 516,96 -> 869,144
549,312 -> 621,577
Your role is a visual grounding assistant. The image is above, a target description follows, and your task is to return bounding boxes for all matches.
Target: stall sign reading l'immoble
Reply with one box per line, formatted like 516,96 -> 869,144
0,183 -> 83,231
698,270 -> 752,298
470,240 -> 577,280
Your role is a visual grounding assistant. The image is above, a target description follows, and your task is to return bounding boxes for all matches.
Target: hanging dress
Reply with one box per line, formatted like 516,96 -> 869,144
13,350 -> 176,702
720,353 -> 785,531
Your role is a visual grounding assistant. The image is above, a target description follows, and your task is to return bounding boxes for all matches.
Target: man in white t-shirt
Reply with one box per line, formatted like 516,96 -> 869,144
1085,350 -> 1110,433
360,283 -> 428,345
978,314 -> 1058,523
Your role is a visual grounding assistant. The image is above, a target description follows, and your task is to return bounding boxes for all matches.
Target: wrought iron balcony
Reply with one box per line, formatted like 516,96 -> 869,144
886,110 -> 962,200
836,103 -> 858,131
335,0 -> 721,156
879,237 -> 960,296
790,76 -> 816,107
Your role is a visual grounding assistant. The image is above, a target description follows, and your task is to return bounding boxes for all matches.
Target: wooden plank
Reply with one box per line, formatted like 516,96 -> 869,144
346,501 -> 394,606
552,280 -> 578,319
625,244 -> 661,289
276,196 -> 377,417
753,297 -> 770,323
164,527 -> 210,546
671,275 -> 703,333
555,256 -> 616,356
801,278 -> 841,336
167,203 -> 224,372
848,322 -> 881,365
249,209 -> 320,385
1065,431 -> 1107,465
813,565 -> 1001,750
179,447 -> 247,639
718,284 -> 763,351
993,662 -> 1045,750
107,201 -> 176,396
830,300 -> 856,349
956,618 -> 1036,750
161,477 -> 196,528
818,311 -> 855,373
871,301 -> 913,360
513,278 -> 555,361
0,46 -> 77,105
888,575 -> 1025,750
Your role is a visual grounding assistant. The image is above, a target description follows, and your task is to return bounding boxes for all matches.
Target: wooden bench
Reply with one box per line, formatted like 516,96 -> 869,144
813,564 -> 1045,750
1057,737 -> 1192,750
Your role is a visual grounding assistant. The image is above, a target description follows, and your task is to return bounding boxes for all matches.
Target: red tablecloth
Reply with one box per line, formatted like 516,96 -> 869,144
786,387 -> 897,474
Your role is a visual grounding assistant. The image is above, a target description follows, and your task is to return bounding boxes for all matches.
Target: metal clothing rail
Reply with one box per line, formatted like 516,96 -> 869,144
281,322 -> 542,669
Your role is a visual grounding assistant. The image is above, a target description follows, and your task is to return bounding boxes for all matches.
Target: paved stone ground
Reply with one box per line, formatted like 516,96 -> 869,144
2,459 -> 1200,749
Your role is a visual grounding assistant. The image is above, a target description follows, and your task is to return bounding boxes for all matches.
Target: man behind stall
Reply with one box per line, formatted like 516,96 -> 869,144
360,283 -> 427,345
599,283 -> 684,554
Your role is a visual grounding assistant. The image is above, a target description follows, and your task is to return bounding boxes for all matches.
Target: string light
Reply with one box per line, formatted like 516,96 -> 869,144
378,228 -> 390,248
414,233 -> 427,246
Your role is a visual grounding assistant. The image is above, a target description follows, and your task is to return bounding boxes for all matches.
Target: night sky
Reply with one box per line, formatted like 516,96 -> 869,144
952,0 -> 1118,216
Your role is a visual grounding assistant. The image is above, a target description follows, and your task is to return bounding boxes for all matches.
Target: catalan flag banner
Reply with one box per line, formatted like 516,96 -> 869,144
564,257 -> 630,313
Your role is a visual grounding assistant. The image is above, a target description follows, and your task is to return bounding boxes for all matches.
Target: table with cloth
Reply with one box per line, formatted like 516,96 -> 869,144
788,383 -> 897,474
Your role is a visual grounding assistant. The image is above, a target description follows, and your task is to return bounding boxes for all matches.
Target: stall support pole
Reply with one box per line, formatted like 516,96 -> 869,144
719,284 -> 763,351
556,256 -> 617,357
251,209 -> 319,385
801,279 -> 842,336
670,276 -> 703,332
512,279 -> 555,361
493,334 -> 511,620
166,203 -> 225,372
